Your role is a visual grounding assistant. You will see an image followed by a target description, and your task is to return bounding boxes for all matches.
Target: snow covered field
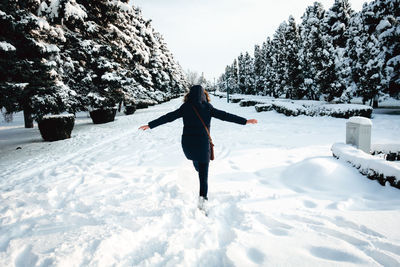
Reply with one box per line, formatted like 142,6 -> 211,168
1,96 -> 400,267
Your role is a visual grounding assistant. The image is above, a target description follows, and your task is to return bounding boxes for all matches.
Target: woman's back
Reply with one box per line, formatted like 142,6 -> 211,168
181,102 -> 211,137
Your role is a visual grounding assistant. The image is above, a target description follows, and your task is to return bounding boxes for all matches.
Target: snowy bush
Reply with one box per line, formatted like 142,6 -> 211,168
315,104 -> 373,118
89,108 -> 117,124
38,114 -> 75,141
272,102 -> 308,116
239,100 -> 263,107
254,101 -> 307,116
255,103 -> 273,112
332,143 -> 400,189
230,97 -> 244,103
371,144 -> 400,161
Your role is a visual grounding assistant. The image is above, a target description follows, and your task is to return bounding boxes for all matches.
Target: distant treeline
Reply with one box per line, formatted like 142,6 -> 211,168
218,0 -> 399,107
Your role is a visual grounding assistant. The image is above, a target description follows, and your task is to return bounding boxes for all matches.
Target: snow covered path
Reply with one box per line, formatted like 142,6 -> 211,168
1,96 -> 400,267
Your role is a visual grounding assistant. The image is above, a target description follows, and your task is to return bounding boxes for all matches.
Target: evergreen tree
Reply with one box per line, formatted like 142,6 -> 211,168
322,0 -> 354,102
270,22 -> 288,98
230,59 -> 239,93
344,10 -> 363,101
371,0 -> 400,100
253,44 -> 265,94
243,52 -> 255,95
237,53 -> 246,94
261,38 -> 274,96
299,2 -> 326,100
284,16 -> 303,99
344,0 -> 400,106
324,0 -> 353,48
349,1 -> 385,106
223,59 -> 239,94
218,70 -> 228,92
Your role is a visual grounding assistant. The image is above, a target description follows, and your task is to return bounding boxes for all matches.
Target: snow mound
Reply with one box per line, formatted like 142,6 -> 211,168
281,157 -> 373,195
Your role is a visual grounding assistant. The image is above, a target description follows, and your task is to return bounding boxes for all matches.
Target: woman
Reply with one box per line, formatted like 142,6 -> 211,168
139,85 -> 257,211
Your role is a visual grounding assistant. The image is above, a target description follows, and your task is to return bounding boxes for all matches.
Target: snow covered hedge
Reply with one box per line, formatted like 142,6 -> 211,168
372,144 -> 400,155
314,104 -> 373,118
239,100 -> 263,107
254,102 -> 373,118
331,143 -> 400,189
371,144 -> 400,161
254,103 -> 273,112
230,97 -> 244,103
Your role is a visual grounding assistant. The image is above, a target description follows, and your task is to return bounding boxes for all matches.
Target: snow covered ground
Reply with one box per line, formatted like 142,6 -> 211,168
1,96 -> 400,267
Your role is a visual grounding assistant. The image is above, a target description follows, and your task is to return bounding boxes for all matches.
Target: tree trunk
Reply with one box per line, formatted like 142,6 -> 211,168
118,101 -> 122,112
23,109 -> 34,128
373,95 -> 379,108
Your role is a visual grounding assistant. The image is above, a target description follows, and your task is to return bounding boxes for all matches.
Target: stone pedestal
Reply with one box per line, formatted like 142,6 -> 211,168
346,117 -> 372,153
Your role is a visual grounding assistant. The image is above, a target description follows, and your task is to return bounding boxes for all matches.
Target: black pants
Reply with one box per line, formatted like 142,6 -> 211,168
193,161 -> 209,200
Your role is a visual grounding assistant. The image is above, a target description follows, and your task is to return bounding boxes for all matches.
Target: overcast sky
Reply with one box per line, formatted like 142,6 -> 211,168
132,0 -> 368,81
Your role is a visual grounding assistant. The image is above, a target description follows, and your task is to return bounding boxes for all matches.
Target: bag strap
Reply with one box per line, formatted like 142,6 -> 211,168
192,105 -> 213,143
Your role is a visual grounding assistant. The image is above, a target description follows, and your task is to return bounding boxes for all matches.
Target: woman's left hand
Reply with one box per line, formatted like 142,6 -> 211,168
139,125 -> 150,130
246,119 -> 258,124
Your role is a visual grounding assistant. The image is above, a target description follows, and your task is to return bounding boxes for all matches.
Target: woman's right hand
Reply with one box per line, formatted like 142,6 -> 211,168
246,119 -> 258,124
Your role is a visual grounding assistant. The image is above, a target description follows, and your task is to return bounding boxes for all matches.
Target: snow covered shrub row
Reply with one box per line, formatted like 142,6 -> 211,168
372,144 -> 400,155
314,104 -> 373,118
254,101 -> 372,118
230,97 -> 244,104
270,102 -> 308,117
331,143 -> 400,189
38,114 -> 75,141
254,104 -> 273,112
239,100 -> 263,107
371,144 -> 400,161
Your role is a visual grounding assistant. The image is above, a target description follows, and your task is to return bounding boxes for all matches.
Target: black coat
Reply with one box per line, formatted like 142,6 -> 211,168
148,86 -> 247,162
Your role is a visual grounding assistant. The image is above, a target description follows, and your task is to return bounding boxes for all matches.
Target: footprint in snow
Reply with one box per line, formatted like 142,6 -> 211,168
247,247 -> 266,264
309,246 -> 366,264
303,200 -> 317,208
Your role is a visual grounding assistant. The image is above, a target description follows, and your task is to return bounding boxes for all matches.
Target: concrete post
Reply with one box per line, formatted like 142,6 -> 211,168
346,116 -> 372,153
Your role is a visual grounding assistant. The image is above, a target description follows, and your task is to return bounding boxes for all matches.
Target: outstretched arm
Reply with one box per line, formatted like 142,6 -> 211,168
211,106 -> 247,124
211,106 -> 257,125
139,106 -> 183,130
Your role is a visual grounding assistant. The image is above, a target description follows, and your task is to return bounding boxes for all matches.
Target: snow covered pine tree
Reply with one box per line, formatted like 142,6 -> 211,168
0,0 -> 188,126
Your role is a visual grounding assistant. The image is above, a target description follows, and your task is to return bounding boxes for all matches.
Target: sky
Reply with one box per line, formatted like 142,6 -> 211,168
132,0 -> 368,81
